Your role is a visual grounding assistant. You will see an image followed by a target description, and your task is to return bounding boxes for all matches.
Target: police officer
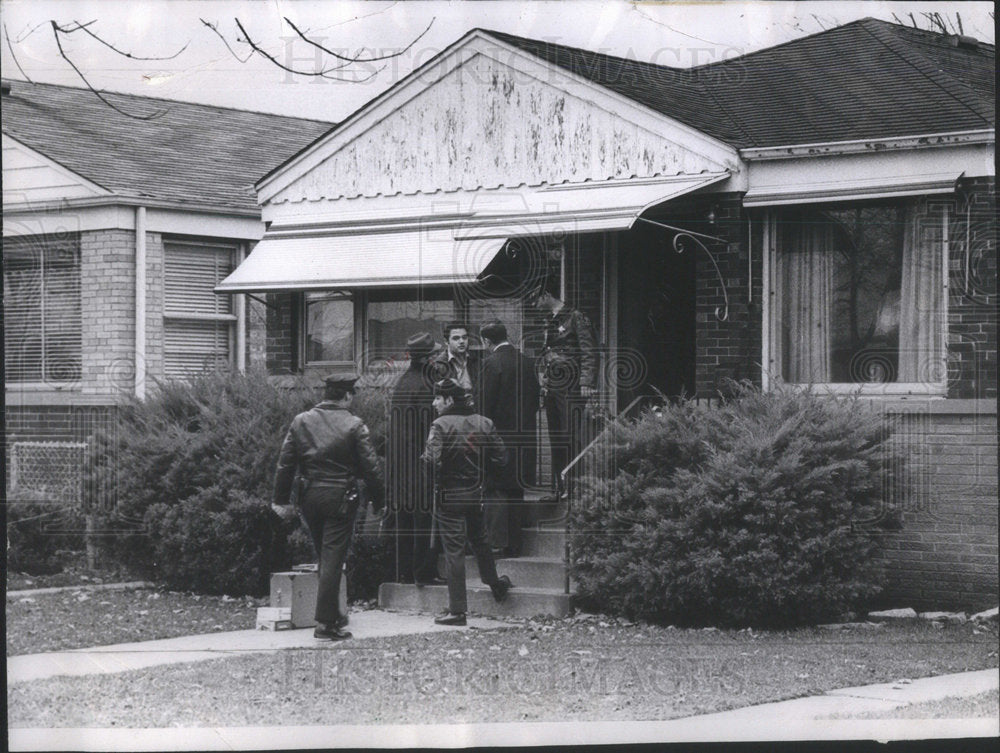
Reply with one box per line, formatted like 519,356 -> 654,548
273,371 -> 385,641
529,282 -> 599,501
421,378 -> 512,626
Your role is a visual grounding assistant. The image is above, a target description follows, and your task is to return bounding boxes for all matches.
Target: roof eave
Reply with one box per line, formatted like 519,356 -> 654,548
2,194 -> 263,218
739,129 -> 995,160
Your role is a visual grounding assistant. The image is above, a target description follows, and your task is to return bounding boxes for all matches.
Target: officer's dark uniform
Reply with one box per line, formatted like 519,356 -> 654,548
540,305 -> 598,494
421,379 -> 510,623
274,373 -> 384,637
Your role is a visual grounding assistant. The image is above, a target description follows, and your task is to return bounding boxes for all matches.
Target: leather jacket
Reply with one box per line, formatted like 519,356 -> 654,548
542,307 -> 598,390
420,406 -> 506,494
273,402 -> 384,509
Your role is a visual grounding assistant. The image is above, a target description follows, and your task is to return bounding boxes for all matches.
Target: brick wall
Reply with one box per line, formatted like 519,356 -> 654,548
877,404 -> 998,610
685,194 -> 762,397
948,177 -> 997,400
80,229 -> 135,396
266,292 -> 299,373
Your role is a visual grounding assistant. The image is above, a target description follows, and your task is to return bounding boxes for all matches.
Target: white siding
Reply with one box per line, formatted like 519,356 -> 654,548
273,52 -> 729,204
2,134 -> 107,206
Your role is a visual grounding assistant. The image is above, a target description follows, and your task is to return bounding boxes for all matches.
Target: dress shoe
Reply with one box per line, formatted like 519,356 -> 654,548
314,624 -> 352,641
490,574 -> 513,602
415,577 -> 447,587
434,612 -> 467,626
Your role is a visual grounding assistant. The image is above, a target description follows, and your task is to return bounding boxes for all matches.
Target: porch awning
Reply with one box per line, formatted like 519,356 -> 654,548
216,171 -> 730,293
742,170 -> 962,207
455,172 -> 731,238
215,227 -> 508,293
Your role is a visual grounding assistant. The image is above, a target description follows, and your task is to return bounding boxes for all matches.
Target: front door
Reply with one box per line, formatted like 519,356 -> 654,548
616,222 -> 696,406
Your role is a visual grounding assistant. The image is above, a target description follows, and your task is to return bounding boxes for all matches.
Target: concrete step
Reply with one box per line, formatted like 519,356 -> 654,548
379,582 -> 572,619
464,556 -> 567,591
520,526 -> 567,559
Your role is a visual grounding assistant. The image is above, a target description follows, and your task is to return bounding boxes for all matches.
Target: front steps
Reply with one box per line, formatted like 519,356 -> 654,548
378,512 -> 574,618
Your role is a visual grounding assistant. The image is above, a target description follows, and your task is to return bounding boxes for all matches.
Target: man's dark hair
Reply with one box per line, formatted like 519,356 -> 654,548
442,321 -> 470,339
480,319 -> 507,343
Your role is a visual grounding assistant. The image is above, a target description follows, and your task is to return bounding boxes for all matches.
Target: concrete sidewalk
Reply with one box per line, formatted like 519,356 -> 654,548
9,669 -> 999,750
7,610 -> 516,684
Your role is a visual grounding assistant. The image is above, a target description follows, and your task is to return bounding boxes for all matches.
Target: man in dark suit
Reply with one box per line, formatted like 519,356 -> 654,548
479,319 -> 540,557
386,332 -> 444,585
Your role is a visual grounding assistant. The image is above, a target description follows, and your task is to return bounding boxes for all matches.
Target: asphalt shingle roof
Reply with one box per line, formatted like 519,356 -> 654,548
486,18 -> 994,149
1,80 -> 334,211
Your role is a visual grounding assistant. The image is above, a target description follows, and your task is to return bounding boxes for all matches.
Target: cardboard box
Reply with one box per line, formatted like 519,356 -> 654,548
270,571 -> 319,628
256,607 -> 293,631
269,568 -> 348,628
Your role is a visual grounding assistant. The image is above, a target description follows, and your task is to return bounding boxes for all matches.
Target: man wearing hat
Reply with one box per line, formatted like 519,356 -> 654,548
273,371 -> 385,641
421,378 -> 513,625
387,332 -> 444,586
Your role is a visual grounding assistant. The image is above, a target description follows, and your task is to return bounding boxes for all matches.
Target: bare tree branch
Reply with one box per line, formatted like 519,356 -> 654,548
200,18 -> 252,63
50,21 -> 165,120
14,20 -> 51,43
282,16 -> 435,63
68,19 -> 188,60
4,24 -> 34,82
233,17 -> 355,78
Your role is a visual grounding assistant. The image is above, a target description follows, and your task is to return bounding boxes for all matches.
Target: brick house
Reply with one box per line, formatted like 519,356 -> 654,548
218,19 -> 996,610
2,80 -> 332,503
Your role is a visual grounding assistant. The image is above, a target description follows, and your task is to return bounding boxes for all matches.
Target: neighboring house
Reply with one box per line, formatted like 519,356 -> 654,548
219,18 -> 996,610
2,79 -> 333,505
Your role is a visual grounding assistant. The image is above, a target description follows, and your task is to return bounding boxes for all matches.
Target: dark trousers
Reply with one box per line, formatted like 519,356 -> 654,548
484,486 -> 524,555
395,507 -> 440,583
299,483 -> 357,625
433,492 -> 499,615
544,387 -> 586,493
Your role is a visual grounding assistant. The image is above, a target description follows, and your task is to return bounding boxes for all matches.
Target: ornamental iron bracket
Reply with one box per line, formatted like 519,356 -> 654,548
636,216 -> 731,322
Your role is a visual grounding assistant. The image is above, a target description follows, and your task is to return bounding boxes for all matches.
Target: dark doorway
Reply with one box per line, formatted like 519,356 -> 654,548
616,222 -> 696,405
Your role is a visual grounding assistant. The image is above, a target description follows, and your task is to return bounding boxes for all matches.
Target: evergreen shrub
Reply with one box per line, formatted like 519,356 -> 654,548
6,491 -> 84,575
97,368 -> 394,596
570,382 -> 893,628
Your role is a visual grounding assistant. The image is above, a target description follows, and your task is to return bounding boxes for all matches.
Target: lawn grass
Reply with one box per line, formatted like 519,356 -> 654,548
6,589 -> 264,656
7,619 -> 998,727
6,556 -> 143,592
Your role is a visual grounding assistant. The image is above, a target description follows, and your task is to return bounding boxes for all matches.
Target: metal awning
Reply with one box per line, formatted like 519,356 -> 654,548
215,226 -> 508,293
456,172 -> 731,238
216,172 -> 730,293
743,171 -> 962,207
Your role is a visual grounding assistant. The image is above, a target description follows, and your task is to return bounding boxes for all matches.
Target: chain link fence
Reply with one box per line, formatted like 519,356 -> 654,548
8,441 -> 87,504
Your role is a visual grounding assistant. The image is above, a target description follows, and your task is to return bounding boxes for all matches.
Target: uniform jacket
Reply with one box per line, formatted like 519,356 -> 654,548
420,405 -> 506,495
542,307 -> 598,390
274,403 -> 384,509
386,361 -> 436,512
479,343 -> 540,488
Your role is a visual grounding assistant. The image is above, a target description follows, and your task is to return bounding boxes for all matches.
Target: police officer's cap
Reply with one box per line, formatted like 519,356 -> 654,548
433,378 -> 467,399
323,370 -> 360,390
406,331 -> 436,358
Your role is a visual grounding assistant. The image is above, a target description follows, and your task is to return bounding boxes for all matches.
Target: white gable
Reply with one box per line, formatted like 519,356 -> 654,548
2,134 -> 108,206
262,33 -> 739,206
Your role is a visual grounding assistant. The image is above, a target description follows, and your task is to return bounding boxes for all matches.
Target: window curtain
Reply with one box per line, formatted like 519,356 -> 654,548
781,217 -> 833,383
898,204 -> 945,383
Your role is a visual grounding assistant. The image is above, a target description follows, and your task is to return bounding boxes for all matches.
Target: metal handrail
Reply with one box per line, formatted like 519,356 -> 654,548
558,394 -> 659,594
